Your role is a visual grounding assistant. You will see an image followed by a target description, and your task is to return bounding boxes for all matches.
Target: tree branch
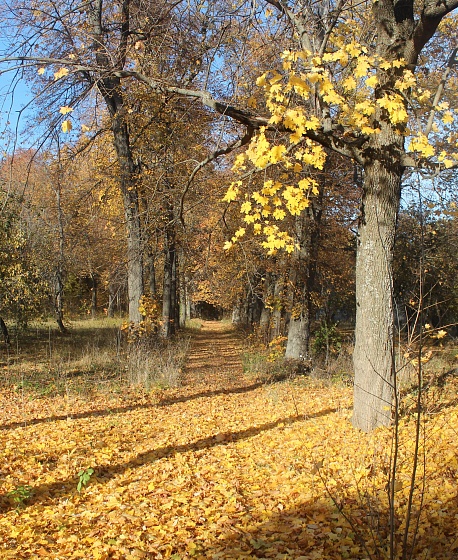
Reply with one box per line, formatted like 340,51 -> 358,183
0,56 -> 364,161
179,126 -> 255,225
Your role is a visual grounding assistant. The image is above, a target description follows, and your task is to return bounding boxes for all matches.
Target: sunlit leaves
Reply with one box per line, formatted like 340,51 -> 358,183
59,106 -> 73,115
408,134 -> 435,157
377,94 -> 409,124
225,31 -> 458,256
1,322 -> 458,559
61,120 -> 72,133
53,67 -> 69,80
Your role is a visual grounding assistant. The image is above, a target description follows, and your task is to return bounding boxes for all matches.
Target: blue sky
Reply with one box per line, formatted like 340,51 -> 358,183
0,71 -> 34,150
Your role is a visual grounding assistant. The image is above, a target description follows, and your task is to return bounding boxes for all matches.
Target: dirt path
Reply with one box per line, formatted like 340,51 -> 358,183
181,320 -> 248,391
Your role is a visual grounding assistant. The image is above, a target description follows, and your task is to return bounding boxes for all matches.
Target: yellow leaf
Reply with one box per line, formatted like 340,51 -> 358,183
240,201 -> 252,214
61,120 -> 72,133
37,67 -> 46,75
442,111 -> 454,125
223,183 -> 239,203
342,76 -> 356,91
247,96 -> 257,109
59,106 -> 74,115
365,74 -> 378,88
54,67 -> 69,80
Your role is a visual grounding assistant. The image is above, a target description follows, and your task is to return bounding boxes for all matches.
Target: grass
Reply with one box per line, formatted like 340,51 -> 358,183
0,316 -> 189,398
125,334 -> 190,390
184,318 -> 204,331
241,324 -> 458,394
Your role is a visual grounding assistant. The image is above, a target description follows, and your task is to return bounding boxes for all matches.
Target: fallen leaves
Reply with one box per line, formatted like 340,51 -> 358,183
0,322 -> 457,559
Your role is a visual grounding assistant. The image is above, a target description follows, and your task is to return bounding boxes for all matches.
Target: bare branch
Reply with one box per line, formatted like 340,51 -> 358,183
424,48 -> 458,137
179,126 -> 255,225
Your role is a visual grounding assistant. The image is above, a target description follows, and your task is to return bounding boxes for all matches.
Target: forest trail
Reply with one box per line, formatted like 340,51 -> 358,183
1,323 -> 457,559
181,321 -> 247,391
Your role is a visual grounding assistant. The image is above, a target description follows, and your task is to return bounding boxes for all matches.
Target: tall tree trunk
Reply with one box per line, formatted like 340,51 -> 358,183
232,299 -> 243,324
54,265 -> 67,333
285,305 -> 311,359
0,317 -> 10,345
91,273 -> 98,319
271,274 -> 284,339
178,251 -> 189,328
171,242 -> 178,332
352,153 -> 402,431
88,3 -> 144,325
161,224 -> 176,338
285,200 -> 321,359
147,250 -> 157,298
259,272 -> 273,343
54,164 -> 68,334
107,293 -> 115,318
113,116 -> 144,325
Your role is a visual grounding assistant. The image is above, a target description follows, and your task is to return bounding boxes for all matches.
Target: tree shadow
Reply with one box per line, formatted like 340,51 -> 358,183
0,381 -> 264,431
0,408 -> 336,513
200,488 -> 458,559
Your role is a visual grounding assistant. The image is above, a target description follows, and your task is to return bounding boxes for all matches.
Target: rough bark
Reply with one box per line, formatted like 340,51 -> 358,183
161,223 -> 176,338
88,1 -> 144,325
352,135 -> 403,431
112,113 -> 144,325
285,201 -> 321,359
54,265 -> 67,334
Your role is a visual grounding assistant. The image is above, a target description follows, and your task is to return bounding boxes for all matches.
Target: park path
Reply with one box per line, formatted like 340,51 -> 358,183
180,320 -> 248,392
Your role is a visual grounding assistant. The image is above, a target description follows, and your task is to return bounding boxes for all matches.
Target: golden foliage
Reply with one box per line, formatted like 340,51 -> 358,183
0,324 -> 457,559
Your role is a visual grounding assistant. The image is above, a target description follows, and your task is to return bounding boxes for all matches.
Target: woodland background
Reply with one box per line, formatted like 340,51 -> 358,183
0,0 -> 458,558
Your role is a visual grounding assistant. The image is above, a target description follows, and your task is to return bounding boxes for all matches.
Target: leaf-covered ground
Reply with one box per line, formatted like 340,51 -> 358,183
1,322 -> 457,559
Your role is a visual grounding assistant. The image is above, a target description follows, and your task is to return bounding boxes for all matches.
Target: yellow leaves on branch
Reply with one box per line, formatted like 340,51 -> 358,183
408,134 -> 435,158
225,40 -> 458,254
60,107 -> 74,134
59,106 -> 73,115
54,67 -> 69,80
377,94 -> 409,124
223,125 -> 324,253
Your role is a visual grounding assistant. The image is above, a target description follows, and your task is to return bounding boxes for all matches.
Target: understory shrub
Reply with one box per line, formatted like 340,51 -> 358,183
125,335 -> 190,390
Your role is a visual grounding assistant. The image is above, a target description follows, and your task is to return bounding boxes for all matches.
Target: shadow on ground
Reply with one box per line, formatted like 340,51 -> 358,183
0,408 -> 336,513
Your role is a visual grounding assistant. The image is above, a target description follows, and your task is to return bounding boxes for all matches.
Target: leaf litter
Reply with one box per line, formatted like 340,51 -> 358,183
0,321 -> 457,559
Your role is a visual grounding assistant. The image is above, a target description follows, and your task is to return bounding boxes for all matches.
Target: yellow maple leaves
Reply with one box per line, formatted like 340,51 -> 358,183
54,67 -> 69,80
377,94 -> 409,124
61,120 -> 72,133
408,134 -> 435,157
224,38 -> 457,254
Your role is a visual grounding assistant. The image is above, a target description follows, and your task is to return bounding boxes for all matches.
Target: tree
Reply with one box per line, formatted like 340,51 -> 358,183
394,202 -> 458,329
218,1 -> 458,431
0,152 -> 48,328
1,1 -> 457,431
